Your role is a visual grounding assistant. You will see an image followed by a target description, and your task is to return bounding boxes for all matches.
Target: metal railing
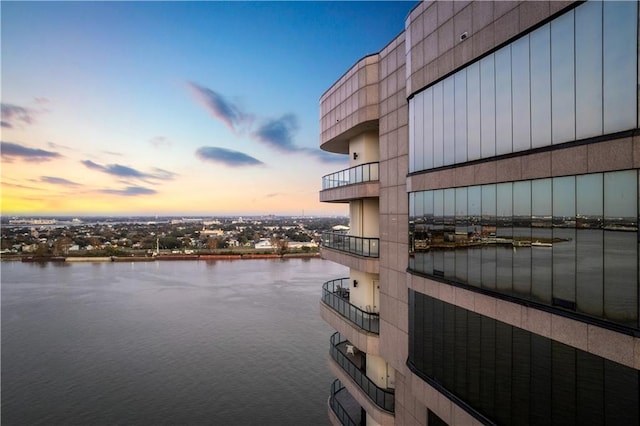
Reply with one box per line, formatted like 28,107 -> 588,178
322,278 -> 380,334
322,162 -> 379,190
321,232 -> 379,258
330,379 -> 359,426
330,332 -> 395,413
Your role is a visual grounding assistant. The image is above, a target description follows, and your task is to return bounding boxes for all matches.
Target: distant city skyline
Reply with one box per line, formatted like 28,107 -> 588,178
1,1 -> 416,216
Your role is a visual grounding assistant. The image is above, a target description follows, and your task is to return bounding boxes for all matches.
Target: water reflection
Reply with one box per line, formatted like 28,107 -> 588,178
409,171 -> 639,329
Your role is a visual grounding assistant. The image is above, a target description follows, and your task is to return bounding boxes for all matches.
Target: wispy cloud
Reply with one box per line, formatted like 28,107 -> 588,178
187,85 -> 351,166
1,103 -> 36,128
252,114 -> 299,152
149,136 -> 171,149
187,82 -> 251,131
1,141 -> 62,162
196,146 -> 263,167
99,186 -> 157,196
40,176 -> 82,187
46,141 -> 72,151
81,160 -> 177,182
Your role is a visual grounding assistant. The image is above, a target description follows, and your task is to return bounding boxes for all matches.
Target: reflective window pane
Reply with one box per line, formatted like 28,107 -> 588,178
414,94 -> 424,172
511,35 -> 531,152
513,181 -> 532,297
551,10 -> 575,144
468,186 -> 482,287
433,82 -> 444,168
444,188 -> 456,279
575,1 -> 603,139
481,184 -> 497,290
455,187 -> 468,283
496,183 -> 513,293
480,55 -> 496,158
467,62 -> 481,161
433,189 -> 444,275
455,70 -> 467,164
424,89 -> 434,170
443,77 -> 455,166
532,179 -> 552,303
603,171 -> 638,326
409,99 -> 415,172
530,24 -> 552,148
603,1 -> 638,132
495,46 -> 512,155
576,174 -> 603,318
552,176 -> 576,307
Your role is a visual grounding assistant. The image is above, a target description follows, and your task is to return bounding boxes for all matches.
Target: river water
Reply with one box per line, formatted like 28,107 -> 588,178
1,258 -> 348,425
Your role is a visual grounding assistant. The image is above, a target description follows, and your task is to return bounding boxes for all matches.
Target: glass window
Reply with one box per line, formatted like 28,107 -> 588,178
551,10 -> 575,144
433,189 -> 444,275
532,179 -> 552,303
553,176 -> 576,307
433,82 -> 444,168
423,191 -> 434,275
414,94 -> 424,172
443,77 -> 455,166
481,184 -> 497,290
513,181 -> 532,297
444,188 -> 456,278
455,187 -> 468,283
511,35 -> 531,152
467,62 -> 481,161
530,23 -> 552,148
576,174 -> 604,318
495,46 -> 512,155
480,55 -> 496,158
455,70 -> 467,164
409,100 -> 415,172
468,186 -> 482,287
409,292 -> 640,426
423,89 -> 434,170
496,182 -> 513,293
575,1 -> 603,139
603,1 -> 638,133
603,170 -> 638,326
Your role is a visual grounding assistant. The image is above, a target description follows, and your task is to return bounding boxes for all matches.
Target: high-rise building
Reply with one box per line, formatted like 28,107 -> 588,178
318,1 -> 640,425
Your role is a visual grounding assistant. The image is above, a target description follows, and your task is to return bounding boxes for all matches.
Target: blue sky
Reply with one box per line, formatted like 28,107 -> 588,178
1,1 -> 416,216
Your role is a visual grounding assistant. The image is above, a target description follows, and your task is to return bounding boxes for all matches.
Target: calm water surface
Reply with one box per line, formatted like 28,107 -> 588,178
1,258 -> 348,425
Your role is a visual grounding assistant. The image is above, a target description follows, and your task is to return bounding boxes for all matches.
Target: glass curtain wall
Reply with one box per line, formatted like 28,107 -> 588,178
408,0 -> 637,173
408,170 -> 639,330
408,291 -> 640,425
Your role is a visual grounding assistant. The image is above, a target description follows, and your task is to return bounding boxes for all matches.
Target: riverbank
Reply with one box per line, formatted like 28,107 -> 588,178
4,252 -> 321,263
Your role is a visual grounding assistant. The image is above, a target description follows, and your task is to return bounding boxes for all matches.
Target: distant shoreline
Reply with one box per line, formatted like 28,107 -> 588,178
2,252 -> 321,263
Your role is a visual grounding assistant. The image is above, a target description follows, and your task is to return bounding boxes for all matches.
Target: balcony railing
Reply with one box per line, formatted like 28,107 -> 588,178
322,162 -> 379,190
330,332 -> 395,413
330,379 -> 360,426
322,232 -> 379,258
322,278 -> 380,334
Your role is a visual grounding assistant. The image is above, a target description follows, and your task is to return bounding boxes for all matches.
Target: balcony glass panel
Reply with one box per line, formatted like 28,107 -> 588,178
322,278 -> 380,334
330,332 -> 395,413
322,232 -> 379,258
322,162 -> 380,190
329,379 -> 361,426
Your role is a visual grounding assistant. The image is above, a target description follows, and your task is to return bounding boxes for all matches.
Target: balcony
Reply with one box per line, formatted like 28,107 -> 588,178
330,332 -> 395,413
322,232 -> 379,258
320,163 -> 380,203
329,379 -> 362,426
322,162 -> 379,190
322,278 -> 379,334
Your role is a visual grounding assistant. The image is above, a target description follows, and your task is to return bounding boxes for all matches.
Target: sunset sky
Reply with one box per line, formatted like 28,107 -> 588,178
1,1 -> 415,217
